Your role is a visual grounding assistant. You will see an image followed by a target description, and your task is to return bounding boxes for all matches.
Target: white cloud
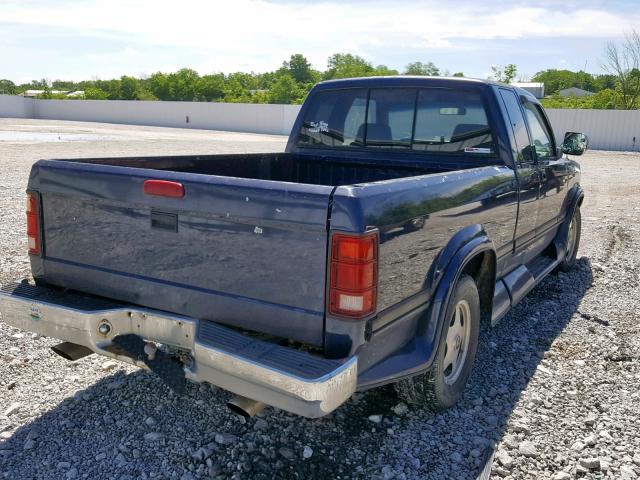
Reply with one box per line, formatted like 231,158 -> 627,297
1,0 -> 637,75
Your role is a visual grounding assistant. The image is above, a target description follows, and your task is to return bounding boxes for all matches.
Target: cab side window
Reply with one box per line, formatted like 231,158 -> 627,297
523,102 -> 555,160
498,89 -> 534,164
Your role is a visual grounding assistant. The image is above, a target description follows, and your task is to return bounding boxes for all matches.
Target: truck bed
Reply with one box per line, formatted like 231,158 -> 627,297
55,152 -> 471,186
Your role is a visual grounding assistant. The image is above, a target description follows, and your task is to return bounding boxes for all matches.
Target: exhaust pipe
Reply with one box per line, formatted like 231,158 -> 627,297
227,395 -> 266,418
51,342 -> 94,361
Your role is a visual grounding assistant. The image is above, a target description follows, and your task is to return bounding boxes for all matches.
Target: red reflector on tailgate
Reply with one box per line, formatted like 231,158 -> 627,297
143,180 -> 185,198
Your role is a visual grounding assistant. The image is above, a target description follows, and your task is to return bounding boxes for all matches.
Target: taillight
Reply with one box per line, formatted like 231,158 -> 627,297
26,192 -> 41,255
329,232 -> 378,318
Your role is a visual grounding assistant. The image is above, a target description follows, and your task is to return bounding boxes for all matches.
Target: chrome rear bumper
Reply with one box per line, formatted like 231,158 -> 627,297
0,282 -> 357,418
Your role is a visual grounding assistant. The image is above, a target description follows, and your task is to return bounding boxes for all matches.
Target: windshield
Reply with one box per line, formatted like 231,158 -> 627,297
297,87 -> 495,155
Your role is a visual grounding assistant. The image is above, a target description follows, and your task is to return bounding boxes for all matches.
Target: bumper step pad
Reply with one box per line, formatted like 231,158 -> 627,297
1,282 -> 120,310
198,319 -> 343,380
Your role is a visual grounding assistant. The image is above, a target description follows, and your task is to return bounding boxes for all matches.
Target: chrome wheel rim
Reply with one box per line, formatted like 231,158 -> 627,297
566,217 -> 577,257
443,299 -> 471,385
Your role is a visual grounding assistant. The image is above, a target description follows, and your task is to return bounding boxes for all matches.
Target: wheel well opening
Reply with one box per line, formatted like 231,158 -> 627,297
461,251 -> 496,324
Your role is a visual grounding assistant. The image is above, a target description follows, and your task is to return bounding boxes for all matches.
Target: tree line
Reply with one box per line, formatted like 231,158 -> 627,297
1,30 -> 639,110
0,54 -> 463,105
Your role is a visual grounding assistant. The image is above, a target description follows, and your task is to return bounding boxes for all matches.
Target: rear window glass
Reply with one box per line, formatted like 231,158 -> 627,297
298,89 -> 367,147
364,89 -> 415,148
297,87 -> 495,155
412,90 -> 493,154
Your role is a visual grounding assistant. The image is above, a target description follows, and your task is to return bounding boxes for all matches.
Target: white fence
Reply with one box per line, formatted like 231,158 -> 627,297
2,94 -> 640,151
0,95 -> 35,118
0,95 -> 299,136
545,109 -> 640,152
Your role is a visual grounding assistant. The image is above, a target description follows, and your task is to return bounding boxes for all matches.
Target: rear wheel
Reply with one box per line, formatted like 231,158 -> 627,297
395,274 -> 480,410
557,207 -> 581,272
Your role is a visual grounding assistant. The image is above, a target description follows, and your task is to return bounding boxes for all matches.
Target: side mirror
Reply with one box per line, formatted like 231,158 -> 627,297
562,132 -> 588,156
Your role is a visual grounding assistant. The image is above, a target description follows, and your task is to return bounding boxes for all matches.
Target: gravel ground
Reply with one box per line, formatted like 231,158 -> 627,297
0,119 -> 639,480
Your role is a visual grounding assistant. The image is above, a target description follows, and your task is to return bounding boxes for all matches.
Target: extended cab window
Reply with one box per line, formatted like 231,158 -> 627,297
298,89 -> 367,147
413,90 -> 494,154
499,89 -> 535,164
298,87 -> 495,155
523,102 -> 554,160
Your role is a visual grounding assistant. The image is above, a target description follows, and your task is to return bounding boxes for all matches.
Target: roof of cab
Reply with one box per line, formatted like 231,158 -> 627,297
316,76 -> 494,88
314,75 -> 539,102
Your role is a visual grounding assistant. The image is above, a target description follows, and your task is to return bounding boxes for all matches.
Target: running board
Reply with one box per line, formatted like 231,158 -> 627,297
491,254 -> 560,325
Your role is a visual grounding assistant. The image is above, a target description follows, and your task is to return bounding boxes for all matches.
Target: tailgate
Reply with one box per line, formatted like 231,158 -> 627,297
30,160 -> 334,345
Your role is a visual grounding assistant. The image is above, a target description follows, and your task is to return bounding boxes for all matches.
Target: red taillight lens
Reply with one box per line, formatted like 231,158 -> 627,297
26,193 -> 40,255
329,232 -> 378,318
332,234 -> 376,263
331,262 -> 375,291
143,180 -> 185,198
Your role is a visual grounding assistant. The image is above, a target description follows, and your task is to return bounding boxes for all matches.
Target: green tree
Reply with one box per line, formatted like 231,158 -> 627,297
594,74 -> 617,91
603,29 -> 640,109
84,87 -> 109,100
29,79 -> 49,89
540,89 -> 621,109
590,89 -> 621,109
0,79 -> 16,94
223,72 -> 260,103
268,75 -> 302,104
39,85 -> 53,99
490,64 -> 517,84
282,54 -> 318,84
136,89 -> 157,101
531,69 -> 598,95
198,74 -> 225,101
148,72 -> 172,100
373,65 -> 399,76
324,53 -> 374,79
532,69 -> 572,95
119,76 -> 140,100
94,79 -> 122,100
404,61 -> 440,76
169,68 -> 201,101
52,80 -> 77,90
452,72 -> 464,77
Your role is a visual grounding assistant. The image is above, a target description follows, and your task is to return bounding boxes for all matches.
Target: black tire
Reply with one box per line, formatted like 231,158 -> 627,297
394,274 -> 480,410
557,207 -> 581,272
403,216 -> 426,233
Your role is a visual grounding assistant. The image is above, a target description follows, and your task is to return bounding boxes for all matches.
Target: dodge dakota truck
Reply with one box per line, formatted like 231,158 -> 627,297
0,77 -> 587,418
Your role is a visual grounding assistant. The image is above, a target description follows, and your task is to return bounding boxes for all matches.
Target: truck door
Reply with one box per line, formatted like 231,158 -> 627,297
498,88 -> 540,249
521,100 -> 568,234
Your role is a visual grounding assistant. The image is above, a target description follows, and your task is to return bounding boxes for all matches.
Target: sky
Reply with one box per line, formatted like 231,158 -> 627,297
1,0 -> 639,83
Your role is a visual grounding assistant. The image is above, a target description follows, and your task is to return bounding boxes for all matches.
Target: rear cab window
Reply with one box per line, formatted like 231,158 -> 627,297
297,87 -> 496,156
298,89 -> 368,147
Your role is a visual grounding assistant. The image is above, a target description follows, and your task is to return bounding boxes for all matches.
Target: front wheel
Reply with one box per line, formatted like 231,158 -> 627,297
557,207 -> 581,272
395,274 -> 480,410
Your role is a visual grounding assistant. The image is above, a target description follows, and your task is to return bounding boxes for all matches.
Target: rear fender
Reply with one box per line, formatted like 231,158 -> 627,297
424,224 -> 485,291
420,229 -> 496,347
356,225 -> 496,388
386,227 -> 494,380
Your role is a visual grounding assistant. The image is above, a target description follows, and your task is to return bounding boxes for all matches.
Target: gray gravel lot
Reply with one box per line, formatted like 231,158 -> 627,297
0,119 -> 638,480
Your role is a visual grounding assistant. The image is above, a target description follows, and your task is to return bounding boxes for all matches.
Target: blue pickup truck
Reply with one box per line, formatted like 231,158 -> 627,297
0,77 -> 587,418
